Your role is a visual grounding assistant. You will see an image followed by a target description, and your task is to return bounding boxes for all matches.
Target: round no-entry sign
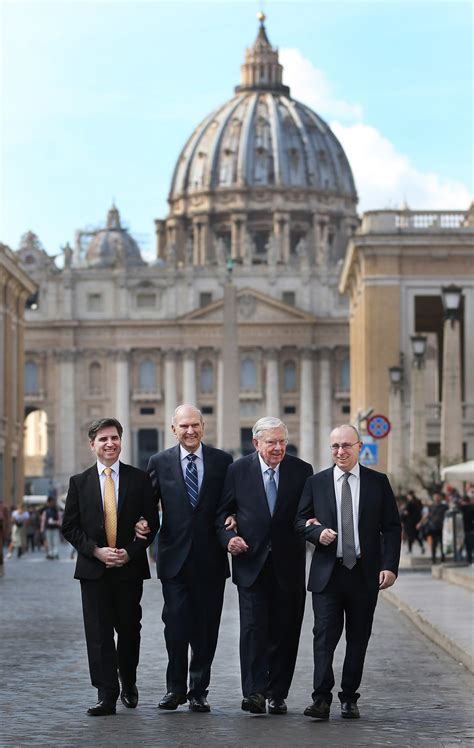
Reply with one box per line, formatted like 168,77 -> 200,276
367,414 -> 391,439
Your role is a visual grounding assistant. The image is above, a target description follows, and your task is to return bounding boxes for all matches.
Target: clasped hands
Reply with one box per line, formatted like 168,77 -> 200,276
93,546 -> 130,568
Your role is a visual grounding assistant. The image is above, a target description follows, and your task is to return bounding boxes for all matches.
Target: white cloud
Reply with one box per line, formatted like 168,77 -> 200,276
281,49 -> 472,212
280,48 -> 363,123
332,122 -> 473,211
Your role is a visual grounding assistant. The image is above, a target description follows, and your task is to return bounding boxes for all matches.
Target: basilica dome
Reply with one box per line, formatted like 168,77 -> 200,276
169,17 -> 357,204
85,205 -> 145,267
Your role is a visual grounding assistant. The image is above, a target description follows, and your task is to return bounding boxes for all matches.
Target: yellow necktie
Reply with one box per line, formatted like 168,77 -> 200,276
103,467 -> 117,548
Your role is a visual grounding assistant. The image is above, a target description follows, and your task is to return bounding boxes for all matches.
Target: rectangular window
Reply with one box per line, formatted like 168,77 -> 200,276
201,406 -> 213,414
140,407 -> 155,415
87,293 -> 103,312
283,405 -> 296,414
282,291 -> 295,307
200,292 -> 213,308
136,293 -> 157,309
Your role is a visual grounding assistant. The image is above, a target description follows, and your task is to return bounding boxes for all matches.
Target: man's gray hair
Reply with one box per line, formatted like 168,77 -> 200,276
252,417 -> 288,440
172,404 -> 204,426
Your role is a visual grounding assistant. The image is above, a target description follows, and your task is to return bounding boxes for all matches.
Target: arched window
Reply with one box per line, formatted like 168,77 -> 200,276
283,360 -> 297,392
200,361 -> 214,394
240,358 -> 257,392
341,356 -> 350,391
25,361 -> 38,394
139,360 -> 156,392
89,362 -> 102,394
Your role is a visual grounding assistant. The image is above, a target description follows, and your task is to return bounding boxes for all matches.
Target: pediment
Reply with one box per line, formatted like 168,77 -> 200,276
180,288 -> 315,324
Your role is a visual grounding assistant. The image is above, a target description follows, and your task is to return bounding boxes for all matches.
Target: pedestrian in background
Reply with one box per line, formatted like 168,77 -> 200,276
0,499 -> 10,576
401,491 -> 425,554
41,496 -> 62,559
7,504 -> 30,559
427,492 -> 448,564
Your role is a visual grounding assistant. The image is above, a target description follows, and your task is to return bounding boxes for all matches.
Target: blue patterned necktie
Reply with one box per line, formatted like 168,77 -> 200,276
265,468 -> 277,516
341,472 -> 356,569
185,454 -> 199,509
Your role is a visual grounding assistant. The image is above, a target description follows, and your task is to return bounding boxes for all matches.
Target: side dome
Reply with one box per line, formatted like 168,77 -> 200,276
169,17 -> 357,203
85,205 -> 145,267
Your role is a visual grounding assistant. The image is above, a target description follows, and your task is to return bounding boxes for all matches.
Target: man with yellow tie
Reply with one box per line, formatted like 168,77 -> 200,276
62,417 -> 159,716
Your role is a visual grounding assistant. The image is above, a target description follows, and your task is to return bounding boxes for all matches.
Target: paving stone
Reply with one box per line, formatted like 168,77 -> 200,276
1,546 -> 472,747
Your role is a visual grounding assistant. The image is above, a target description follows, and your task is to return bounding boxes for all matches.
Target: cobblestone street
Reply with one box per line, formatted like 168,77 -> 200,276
1,546 -> 472,748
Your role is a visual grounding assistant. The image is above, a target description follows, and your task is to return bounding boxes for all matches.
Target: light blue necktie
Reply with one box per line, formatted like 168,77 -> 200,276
266,468 -> 277,515
185,454 -> 199,509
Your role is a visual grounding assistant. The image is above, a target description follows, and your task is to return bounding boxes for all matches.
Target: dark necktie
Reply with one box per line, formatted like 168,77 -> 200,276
341,472 -> 356,569
185,454 -> 199,509
265,468 -> 277,515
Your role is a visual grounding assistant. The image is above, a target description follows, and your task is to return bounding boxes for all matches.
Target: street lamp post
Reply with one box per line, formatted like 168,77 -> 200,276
388,365 -> 404,488
409,334 -> 427,468
440,285 -> 463,465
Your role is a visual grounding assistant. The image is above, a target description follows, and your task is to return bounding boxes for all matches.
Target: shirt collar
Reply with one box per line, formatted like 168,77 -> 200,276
257,452 -> 281,477
334,462 -> 360,481
97,459 -> 120,476
180,444 -> 203,462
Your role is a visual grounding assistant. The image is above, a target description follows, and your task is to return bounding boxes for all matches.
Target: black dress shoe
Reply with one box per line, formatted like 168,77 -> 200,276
241,693 -> 266,714
158,692 -> 187,710
87,700 -> 116,716
303,696 -> 330,720
188,694 -> 211,712
268,698 -> 287,715
120,684 -> 138,709
341,701 -> 360,719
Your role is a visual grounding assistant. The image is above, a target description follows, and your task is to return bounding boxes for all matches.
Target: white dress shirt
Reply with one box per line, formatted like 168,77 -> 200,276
97,460 -> 120,508
179,444 -> 204,492
333,463 -> 361,558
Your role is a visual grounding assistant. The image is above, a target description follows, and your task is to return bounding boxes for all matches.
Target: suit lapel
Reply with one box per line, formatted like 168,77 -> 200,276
325,467 -> 338,527
273,456 -> 289,515
117,462 -> 128,516
171,445 -> 192,508
198,444 -> 212,505
251,452 -> 271,517
358,464 -> 367,523
87,465 -> 103,519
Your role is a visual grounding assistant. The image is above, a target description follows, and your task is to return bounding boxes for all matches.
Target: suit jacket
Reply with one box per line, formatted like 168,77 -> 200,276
147,443 -> 233,581
295,464 -> 401,593
216,452 -> 313,589
62,462 -> 159,581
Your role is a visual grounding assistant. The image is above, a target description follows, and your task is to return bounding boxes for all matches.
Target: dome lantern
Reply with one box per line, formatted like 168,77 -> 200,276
235,12 -> 290,96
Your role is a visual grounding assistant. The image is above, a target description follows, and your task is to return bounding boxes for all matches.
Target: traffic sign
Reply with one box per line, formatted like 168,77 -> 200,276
359,443 -> 378,466
367,414 -> 391,439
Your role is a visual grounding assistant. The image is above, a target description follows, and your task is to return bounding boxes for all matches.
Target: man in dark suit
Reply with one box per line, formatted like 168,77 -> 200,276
295,424 -> 401,721
137,404 -> 233,713
62,417 -> 159,716
216,416 -> 313,716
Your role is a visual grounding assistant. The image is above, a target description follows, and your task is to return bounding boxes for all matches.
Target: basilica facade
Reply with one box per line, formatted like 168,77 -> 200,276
19,19 -> 356,490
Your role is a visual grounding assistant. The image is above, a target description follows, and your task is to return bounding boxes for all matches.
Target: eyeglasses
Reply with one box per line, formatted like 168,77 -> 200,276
262,439 -> 288,447
330,441 -> 360,451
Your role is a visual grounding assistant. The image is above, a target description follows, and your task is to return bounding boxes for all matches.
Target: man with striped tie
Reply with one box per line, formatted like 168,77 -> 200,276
62,417 -> 159,716
295,424 -> 401,721
216,417 -> 313,716
140,404 -> 233,713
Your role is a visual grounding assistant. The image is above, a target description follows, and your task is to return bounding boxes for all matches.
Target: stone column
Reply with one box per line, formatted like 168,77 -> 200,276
299,348 -> 315,466
265,348 -> 280,417
313,213 -> 329,268
164,350 -> 178,449
440,316 -> 463,463
409,356 -> 427,468
115,351 -> 131,463
318,348 -> 332,471
273,212 -> 290,262
182,349 -> 197,405
57,350 -> 76,480
231,214 -> 246,260
218,283 -> 240,454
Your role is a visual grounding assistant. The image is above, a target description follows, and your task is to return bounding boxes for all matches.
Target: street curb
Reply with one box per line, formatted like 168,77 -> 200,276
431,564 -> 474,592
382,588 -> 473,674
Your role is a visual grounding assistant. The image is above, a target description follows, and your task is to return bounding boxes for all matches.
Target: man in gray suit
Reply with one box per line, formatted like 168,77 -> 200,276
136,404 -> 232,713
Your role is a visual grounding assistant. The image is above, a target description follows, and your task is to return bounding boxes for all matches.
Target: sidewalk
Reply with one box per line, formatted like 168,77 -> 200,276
383,560 -> 474,673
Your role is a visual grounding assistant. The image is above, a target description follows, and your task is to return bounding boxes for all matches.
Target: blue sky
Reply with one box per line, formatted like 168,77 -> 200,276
1,0 -> 472,259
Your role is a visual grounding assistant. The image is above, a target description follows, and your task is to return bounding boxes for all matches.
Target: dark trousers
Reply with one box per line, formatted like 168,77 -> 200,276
311,561 -> 378,703
237,554 -> 305,699
80,574 -> 143,702
161,554 -> 225,697
430,530 -> 445,562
